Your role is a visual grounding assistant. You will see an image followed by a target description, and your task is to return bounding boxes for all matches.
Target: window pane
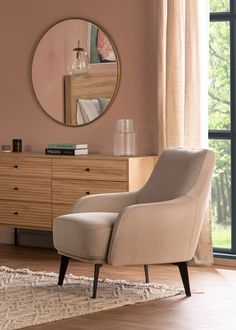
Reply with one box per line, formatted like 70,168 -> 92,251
210,0 -> 230,12
209,139 -> 231,249
209,21 -> 230,130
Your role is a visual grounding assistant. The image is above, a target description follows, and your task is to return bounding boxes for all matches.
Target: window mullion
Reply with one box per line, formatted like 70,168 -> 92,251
230,15 -> 236,252
209,2 -> 233,254
231,0 -> 236,14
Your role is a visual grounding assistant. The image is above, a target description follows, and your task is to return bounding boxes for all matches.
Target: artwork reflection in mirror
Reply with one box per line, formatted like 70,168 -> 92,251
32,19 -> 120,126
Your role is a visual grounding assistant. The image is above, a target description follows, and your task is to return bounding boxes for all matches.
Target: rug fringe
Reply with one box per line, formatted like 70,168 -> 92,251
0,266 -> 184,291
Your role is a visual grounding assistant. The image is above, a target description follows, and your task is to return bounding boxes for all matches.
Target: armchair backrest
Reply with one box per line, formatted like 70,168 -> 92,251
108,148 -> 215,266
137,147 -> 215,204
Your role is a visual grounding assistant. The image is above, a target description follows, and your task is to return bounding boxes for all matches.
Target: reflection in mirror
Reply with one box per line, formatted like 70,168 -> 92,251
32,19 -> 120,126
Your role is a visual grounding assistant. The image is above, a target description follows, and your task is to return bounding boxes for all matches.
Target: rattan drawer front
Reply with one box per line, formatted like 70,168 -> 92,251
0,157 -> 51,178
0,176 -> 51,202
52,159 -> 127,181
0,200 -> 52,229
52,179 -> 127,205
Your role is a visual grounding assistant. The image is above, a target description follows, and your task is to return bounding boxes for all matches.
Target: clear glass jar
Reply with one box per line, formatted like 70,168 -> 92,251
113,119 -> 136,156
125,132 -> 136,156
116,119 -> 134,133
113,132 -> 126,156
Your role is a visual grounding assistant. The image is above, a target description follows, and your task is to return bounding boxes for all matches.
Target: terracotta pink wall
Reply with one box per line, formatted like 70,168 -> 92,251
0,0 -> 157,155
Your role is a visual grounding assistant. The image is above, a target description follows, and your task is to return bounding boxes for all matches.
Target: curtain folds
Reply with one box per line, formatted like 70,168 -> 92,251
156,0 -> 213,265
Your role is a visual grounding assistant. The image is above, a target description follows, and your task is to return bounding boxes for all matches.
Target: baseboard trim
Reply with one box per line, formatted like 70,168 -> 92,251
214,257 -> 236,267
17,229 -> 53,248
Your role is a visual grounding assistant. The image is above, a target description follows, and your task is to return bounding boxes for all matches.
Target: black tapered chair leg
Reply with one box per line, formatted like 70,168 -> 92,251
144,264 -> 149,283
92,264 -> 103,299
58,255 -> 70,286
175,261 -> 191,296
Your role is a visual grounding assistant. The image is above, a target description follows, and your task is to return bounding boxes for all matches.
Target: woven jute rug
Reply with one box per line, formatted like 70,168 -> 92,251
0,266 -> 182,330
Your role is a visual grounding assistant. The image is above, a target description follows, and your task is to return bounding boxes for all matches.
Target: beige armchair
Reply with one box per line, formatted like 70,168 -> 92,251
53,147 -> 215,298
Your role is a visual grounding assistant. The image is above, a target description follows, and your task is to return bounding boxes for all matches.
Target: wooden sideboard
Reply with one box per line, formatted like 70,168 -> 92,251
0,153 -> 157,231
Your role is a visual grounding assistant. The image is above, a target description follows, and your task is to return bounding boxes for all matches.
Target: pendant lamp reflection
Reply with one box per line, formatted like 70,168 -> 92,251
69,40 -> 90,76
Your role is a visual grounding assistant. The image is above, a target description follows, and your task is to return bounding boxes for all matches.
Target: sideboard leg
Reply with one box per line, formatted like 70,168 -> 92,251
14,228 -> 18,246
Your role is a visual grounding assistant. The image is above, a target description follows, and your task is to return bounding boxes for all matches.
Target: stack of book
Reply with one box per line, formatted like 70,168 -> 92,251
45,143 -> 88,156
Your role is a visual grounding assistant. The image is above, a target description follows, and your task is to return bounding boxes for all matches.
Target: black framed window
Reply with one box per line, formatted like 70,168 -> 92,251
209,0 -> 236,257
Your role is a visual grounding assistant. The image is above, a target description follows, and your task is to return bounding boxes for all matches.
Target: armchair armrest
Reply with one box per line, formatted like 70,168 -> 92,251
71,191 -> 139,213
108,195 -> 200,266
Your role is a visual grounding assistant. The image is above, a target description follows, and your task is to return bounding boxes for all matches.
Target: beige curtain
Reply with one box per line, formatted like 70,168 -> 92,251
156,0 -> 213,265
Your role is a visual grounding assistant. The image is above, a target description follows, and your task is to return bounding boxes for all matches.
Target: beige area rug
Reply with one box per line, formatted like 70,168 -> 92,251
0,266 -> 182,330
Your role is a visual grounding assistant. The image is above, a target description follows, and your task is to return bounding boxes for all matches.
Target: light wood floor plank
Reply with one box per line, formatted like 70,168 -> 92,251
1,244 -> 236,330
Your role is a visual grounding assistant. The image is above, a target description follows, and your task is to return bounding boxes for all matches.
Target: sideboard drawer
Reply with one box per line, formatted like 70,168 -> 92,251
0,176 -> 51,202
0,200 -> 51,229
0,153 -> 157,231
0,157 -> 51,178
52,204 -> 72,220
52,159 -> 128,181
52,179 -> 127,205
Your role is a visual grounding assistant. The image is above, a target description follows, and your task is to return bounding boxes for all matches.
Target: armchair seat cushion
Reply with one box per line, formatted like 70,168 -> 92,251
53,212 -> 118,262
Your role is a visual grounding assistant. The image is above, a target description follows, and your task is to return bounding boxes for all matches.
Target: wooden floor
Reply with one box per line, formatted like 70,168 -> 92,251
1,244 -> 236,330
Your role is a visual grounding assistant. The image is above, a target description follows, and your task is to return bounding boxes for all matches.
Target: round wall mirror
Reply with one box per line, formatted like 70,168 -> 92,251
32,18 -> 120,126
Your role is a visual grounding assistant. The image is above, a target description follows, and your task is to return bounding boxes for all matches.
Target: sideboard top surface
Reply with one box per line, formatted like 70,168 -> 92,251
0,152 -> 158,161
